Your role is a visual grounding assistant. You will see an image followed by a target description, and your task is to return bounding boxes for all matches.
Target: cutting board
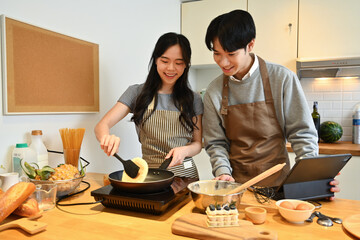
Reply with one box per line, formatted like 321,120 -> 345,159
343,214 -> 360,239
0,218 -> 47,234
172,213 -> 277,240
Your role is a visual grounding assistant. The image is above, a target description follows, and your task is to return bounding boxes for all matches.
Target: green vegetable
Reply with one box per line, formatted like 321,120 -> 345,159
20,159 -> 55,180
319,121 -> 343,143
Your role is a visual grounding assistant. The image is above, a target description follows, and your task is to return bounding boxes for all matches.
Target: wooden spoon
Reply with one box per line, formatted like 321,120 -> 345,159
227,163 -> 286,194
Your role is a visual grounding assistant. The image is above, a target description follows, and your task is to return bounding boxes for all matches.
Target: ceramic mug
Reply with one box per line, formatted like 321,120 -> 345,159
0,172 -> 20,192
245,207 -> 267,224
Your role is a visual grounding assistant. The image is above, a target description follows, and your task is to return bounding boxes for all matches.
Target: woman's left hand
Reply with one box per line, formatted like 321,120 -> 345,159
165,146 -> 189,168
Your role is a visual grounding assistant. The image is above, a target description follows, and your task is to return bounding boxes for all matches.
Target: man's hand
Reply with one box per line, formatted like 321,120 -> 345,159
214,174 -> 235,182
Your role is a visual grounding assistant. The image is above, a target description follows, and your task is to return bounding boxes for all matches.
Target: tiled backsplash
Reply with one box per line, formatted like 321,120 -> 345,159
301,77 -> 360,141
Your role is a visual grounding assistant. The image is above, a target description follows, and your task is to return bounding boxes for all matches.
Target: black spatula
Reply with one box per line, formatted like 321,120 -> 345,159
113,153 -> 140,178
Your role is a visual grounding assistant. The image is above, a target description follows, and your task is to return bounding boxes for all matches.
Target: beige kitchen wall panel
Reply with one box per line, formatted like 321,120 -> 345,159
248,0 -> 298,73
298,0 -> 360,59
181,0 -> 247,67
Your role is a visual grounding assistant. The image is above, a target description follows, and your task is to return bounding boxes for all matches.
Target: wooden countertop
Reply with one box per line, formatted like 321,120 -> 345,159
1,173 -> 360,239
287,141 -> 360,156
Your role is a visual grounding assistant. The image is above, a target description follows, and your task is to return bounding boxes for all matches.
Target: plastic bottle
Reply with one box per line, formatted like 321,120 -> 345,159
12,143 -> 36,176
29,130 -> 49,168
353,103 -> 360,144
312,101 -> 321,143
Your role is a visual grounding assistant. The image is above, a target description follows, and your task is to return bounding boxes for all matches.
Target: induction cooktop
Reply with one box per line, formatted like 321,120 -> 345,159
91,177 -> 197,215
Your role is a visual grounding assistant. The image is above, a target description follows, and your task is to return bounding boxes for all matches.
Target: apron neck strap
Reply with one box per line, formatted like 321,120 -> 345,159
258,56 -> 274,103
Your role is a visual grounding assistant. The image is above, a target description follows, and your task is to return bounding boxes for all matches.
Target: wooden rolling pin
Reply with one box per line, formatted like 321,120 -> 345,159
227,163 -> 286,194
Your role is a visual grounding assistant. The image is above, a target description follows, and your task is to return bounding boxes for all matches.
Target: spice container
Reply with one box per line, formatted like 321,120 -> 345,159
12,143 -> 36,176
353,103 -> 360,144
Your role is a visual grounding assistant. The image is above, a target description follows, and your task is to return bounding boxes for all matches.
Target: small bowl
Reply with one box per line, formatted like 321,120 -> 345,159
276,199 -> 315,223
30,175 -> 84,197
187,180 -> 245,212
245,207 -> 267,224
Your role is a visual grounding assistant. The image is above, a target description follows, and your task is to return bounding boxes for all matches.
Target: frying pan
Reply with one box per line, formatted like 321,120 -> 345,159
109,158 -> 175,193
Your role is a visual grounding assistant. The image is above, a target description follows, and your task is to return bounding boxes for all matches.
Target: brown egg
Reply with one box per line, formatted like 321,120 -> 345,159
280,201 -> 295,210
295,203 -> 312,210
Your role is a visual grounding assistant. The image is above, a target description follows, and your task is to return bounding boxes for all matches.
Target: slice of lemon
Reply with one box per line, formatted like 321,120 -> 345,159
121,157 -> 148,183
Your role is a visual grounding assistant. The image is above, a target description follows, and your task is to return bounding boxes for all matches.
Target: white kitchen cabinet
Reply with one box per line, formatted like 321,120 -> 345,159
298,0 -> 360,59
248,0 -> 298,72
181,0 -> 247,67
288,152 -> 360,200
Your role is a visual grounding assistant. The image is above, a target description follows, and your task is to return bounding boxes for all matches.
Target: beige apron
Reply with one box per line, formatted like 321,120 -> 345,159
221,56 -> 290,186
139,97 -> 199,178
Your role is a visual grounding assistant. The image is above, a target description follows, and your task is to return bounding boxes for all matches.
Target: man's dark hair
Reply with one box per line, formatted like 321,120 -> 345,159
205,9 -> 256,52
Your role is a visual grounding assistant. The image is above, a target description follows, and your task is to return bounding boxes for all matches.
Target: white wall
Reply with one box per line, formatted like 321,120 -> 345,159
0,0 -> 182,174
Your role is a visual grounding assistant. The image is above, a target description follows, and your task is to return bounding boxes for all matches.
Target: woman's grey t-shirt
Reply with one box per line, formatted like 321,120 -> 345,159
118,84 -> 204,115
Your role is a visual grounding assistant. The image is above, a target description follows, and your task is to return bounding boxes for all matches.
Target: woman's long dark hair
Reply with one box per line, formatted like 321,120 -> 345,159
131,32 -> 198,133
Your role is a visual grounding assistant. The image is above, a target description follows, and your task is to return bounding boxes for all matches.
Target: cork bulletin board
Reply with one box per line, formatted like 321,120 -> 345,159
0,15 -> 99,115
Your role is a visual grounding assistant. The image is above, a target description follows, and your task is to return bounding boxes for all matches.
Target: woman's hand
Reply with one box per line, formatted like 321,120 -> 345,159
100,134 -> 120,156
214,174 -> 235,182
165,146 -> 189,168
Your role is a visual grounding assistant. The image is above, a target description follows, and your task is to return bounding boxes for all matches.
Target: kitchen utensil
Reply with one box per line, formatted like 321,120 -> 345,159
0,218 -> 47,234
31,183 -> 57,211
159,157 -> 172,169
315,211 -> 333,227
343,214 -> 360,239
305,212 -> 317,223
187,180 -> 245,212
108,169 -> 174,193
227,163 -> 286,194
244,207 -> 267,224
113,153 -> 139,179
329,216 -> 343,224
276,199 -> 315,224
317,216 -> 333,227
315,211 -> 342,224
29,174 -> 84,197
171,213 -> 277,240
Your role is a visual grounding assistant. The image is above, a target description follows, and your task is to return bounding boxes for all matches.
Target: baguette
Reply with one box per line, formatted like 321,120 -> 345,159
13,198 -> 41,218
0,182 -> 36,223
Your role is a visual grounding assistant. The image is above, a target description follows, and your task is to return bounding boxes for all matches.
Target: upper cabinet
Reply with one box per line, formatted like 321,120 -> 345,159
298,0 -> 360,59
181,0 -> 247,66
248,0 -> 298,72
182,0 -> 360,71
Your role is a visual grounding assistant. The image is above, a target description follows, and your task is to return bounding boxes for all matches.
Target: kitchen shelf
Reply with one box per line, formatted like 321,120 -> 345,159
286,141 -> 360,156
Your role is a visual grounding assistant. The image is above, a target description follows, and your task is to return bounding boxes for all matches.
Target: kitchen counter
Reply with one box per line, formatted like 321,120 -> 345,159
287,141 -> 360,156
1,173 -> 360,239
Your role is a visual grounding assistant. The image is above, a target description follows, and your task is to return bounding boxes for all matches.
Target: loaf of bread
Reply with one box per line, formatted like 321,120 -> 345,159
0,182 -> 36,223
13,198 -> 40,217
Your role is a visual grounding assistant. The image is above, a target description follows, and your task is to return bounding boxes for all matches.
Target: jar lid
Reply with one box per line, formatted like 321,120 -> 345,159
31,130 -> 43,135
16,143 -> 28,148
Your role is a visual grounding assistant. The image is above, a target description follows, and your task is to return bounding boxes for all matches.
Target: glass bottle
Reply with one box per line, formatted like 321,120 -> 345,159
312,102 -> 321,143
29,130 -> 49,168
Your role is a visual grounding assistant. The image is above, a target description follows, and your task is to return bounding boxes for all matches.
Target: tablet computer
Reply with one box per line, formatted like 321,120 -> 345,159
253,154 -> 352,200
278,153 -> 352,187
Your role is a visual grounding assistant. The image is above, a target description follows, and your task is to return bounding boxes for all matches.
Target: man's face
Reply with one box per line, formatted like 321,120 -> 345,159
212,38 -> 254,79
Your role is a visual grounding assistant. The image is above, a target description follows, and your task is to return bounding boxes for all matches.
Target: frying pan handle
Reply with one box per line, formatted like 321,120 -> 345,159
159,157 -> 172,169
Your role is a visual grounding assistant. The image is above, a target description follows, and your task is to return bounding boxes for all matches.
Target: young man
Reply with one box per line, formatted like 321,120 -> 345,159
202,10 -> 339,196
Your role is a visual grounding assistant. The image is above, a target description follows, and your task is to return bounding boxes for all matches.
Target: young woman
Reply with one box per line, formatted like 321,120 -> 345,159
95,32 -> 203,178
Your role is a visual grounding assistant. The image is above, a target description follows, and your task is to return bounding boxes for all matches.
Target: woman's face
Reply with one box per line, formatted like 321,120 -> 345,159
156,44 -> 186,88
